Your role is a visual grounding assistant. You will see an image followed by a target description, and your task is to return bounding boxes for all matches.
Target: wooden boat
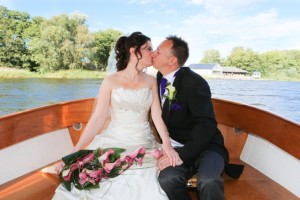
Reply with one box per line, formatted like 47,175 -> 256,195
0,98 -> 299,200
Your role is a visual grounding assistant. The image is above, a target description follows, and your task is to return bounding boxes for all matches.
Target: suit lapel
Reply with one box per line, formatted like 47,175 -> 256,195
160,68 -> 185,125
162,99 -> 170,123
157,72 -> 170,124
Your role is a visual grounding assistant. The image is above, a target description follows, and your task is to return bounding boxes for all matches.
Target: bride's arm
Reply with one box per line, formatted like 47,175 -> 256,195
73,78 -> 111,152
149,77 -> 180,166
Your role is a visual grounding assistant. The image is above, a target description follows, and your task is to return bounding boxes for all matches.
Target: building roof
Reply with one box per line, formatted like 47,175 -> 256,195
189,63 -> 219,69
188,64 -> 248,74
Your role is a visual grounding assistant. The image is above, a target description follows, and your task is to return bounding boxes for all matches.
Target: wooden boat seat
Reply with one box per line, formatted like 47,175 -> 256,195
1,158 -> 298,200
1,160 -> 299,200
0,98 -> 299,199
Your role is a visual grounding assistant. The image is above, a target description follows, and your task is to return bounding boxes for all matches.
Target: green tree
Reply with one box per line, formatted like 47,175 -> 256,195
22,16 -> 46,71
0,6 -> 32,68
226,47 -> 260,73
92,29 -> 122,70
259,51 -> 284,76
284,50 -> 300,72
259,50 -> 300,78
29,13 -> 94,72
200,49 -> 221,64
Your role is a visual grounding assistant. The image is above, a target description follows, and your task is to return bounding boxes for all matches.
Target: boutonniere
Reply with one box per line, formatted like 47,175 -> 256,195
164,83 -> 181,110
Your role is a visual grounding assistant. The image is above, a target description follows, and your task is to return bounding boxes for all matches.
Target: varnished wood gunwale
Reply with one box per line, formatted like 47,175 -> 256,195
212,98 -> 300,160
0,98 -> 95,149
0,98 -> 299,199
2,98 -> 299,159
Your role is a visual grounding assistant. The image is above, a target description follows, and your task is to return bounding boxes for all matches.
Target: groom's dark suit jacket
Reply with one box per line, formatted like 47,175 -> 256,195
157,67 -> 229,167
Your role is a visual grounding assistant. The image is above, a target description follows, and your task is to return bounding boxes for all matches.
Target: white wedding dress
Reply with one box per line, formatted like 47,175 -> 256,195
53,88 -> 168,200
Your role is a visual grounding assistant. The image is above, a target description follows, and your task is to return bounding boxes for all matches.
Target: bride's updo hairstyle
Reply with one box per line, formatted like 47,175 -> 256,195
115,31 -> 151,71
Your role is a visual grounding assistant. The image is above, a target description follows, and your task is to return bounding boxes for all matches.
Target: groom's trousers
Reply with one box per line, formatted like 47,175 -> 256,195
158,150 -> 225,200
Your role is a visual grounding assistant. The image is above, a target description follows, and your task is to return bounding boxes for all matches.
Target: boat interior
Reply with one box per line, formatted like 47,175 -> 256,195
0,98 -> 299,200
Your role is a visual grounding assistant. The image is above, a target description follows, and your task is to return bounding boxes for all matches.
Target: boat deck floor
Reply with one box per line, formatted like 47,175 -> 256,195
0,159 -> 298,200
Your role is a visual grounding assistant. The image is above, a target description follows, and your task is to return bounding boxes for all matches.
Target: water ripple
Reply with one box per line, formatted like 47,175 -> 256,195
0,78 -> 299,124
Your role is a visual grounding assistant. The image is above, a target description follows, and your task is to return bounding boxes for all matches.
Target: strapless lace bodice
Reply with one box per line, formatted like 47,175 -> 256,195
88,87 -> 157,149
110,87 -> 153,125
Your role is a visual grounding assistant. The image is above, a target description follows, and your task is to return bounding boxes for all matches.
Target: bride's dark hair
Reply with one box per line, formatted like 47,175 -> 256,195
115,31 -> 151,71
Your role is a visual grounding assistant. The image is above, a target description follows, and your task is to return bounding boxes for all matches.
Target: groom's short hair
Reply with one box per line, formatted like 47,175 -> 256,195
166,35 -> 189,67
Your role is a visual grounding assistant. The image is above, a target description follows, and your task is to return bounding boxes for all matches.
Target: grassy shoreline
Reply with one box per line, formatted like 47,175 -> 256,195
0,67 -> 106,79
0,67 -> 299,81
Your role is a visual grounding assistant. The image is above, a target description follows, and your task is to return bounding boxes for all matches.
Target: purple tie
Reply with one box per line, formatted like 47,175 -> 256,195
160,77 -> 168,97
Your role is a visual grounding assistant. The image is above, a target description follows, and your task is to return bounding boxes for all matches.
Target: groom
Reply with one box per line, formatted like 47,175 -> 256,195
152,35 -> 231,200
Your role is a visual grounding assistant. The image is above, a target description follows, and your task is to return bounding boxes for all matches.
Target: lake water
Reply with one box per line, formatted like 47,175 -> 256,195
0,78 -> 299,124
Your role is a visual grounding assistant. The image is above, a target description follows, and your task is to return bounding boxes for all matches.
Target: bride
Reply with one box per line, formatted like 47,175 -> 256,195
52,32 -> 179,200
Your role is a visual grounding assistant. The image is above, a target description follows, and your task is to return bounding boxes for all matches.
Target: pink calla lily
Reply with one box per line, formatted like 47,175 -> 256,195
99,149 -> 114,164
121,147 -> 145,162
135,157 -> 143,166
62,153 -> 94,181
77,153 -> 94,167
146,149 -> 162,159
103,159 -> 121,173
63,162 -> 80,181
89,169 -> 104,178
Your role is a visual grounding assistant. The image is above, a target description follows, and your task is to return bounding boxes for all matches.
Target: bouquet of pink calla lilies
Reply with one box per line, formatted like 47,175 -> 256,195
57,146 -> 147,191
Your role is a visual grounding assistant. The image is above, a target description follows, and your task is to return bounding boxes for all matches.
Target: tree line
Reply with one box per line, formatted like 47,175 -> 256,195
1,6 -> 300,79
201,47 -> 300,79
0,6 -> 121,72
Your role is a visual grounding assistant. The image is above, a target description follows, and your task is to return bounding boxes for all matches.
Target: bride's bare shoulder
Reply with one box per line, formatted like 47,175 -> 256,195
104,72 -> 121,82
143,73 -> 157,89
100,73 -> 120,89
144,73 -> 156,81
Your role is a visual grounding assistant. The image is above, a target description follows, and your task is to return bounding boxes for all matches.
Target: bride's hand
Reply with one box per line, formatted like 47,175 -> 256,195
54,161 -> 65,174
162,143 -> 180,167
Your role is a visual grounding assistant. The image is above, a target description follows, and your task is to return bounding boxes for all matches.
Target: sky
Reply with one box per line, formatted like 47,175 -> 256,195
1,0 -> 300,65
